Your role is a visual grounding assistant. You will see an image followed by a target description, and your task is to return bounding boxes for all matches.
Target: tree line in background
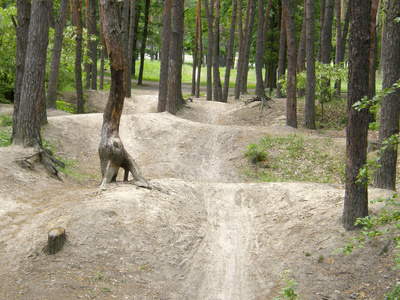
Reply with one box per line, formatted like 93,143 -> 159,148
0,0 -> 399,231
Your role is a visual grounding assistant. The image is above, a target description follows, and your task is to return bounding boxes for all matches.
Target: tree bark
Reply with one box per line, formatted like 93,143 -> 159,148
304,0 -> 316,129
46,0 -> 69,109
320,0 -> 334,64
276,6 -> 286,98
212,0 -> 223,102
282,0 -> 297,128
374,0 -> 400,191
12,0 -> 31,143
126,0 -> 136,97
368,0 -> 380,99
12,0 -> 51,148
234,0 -> 244,100
343,0 -> 371,230
196,21 -> 202,98
297,0 -> 306,98
222,0 -> 237,102
240,0 -> 256,95
157,0 -> 171,112
138,0 -> 150,85
71,0 -> 85,114
98,0 -> 149,188
317,0 -> 326,61
203,0 -> 214,100
255,0 -> 266,100
89,0 -> 98,90
100,22 -> 106,90
191,0 -> 201,96
166,0 -> 185,114
84,0 -> 90,90
334,2 -> 350,94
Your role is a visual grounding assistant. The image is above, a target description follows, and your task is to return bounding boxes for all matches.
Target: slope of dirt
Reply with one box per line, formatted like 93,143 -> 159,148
0,90 -> 398,300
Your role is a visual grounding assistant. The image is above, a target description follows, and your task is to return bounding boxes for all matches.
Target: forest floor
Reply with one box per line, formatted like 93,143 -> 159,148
0,82 -> 399,299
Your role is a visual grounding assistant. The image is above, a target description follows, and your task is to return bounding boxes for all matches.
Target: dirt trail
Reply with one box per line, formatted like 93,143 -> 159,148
0,91 -> 398,299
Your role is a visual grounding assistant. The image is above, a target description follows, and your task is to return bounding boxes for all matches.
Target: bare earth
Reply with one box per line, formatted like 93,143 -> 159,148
0,85 -> 398,300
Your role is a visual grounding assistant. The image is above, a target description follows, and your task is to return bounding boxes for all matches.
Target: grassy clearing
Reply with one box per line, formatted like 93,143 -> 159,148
244,134 -> 345,184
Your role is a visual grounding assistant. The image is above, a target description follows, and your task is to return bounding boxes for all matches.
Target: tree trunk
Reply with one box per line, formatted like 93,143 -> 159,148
297,0 -> 306,98
71,0 -> 85,114
368,0 -> 380,99
12,0 -> 31,143
276,7 -> 286,98
374,0 -> 400,191
191,0 -> 201,96
203,0 -> 214,100
12,0 -> 51,148
282,0 -> 297,128
334,2 -> 350,94
317,0 -> 326,61
122,0 -> 130,55
320,0 -> 334,64
138,0 -> 150,85
46,0 -> 69,109
222,0 -> 237,102
212,0 -> 222,102
84,0 -> 91,90
255,0 -> 265,100
343,0 -> 371,230
126,0 -> 137,97
304,0 -> 316,129
89,0 -> 98,90
234,0 -> 244,100
196,21 -> 202,98
166,0 -> 185,114
157,0 -> 171,112
240,0 -> 256,95
100,23 -> 105,90
98,0 -> 149,189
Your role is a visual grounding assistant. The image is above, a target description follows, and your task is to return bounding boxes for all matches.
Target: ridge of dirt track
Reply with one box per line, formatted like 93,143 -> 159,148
0,90 -> 398,299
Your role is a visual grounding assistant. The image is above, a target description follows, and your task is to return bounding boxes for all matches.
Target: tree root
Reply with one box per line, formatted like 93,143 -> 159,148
17,147 -> 65,179
244,96 -> 274,111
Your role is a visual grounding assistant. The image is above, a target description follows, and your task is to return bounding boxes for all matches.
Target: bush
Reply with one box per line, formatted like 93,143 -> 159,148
245,143 -> 268,164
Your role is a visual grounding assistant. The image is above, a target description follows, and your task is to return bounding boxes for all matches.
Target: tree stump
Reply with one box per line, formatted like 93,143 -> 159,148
46,227 -> 66,255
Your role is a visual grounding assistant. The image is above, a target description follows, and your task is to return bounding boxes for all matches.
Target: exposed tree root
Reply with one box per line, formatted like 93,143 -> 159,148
244,95 -> 274,111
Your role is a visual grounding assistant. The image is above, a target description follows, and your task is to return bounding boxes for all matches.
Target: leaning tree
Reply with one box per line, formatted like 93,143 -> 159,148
98,0 -> 149,188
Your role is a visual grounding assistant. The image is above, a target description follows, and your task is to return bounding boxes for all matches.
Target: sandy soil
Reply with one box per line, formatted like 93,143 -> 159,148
0,86 -> 398,300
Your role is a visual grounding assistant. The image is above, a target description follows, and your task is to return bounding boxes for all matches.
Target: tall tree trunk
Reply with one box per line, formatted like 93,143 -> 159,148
71,0 -> 85,114
166,0 -> 185,114
343,0 -> 371,230
282,0 -> 297,128
89,0 -> 98,90
334,2 -> 350,94
138,0 -> 150,85
297,0 -> 306,98
12,0 -> 51,148
212,0 -> 222,102
240,0 -> 256,94
157,0 -> 171,112
368,0 -> 380,99
46,0 -> 69,109
203,0 -> 214,100
100,30 -> 105,90
320,0 -> 334,64
126,0 -> 137,97
196,21 -> 202,98
85,0 -> 91,89
304,0 -> 316,129
98,0 -> 149,188
374,0 -> 400,191
12,0 -> 31,142
255,0 -> 265,99
191,0 -> 201,96
222,0 -> 237,102
276,6 -> 286,98
317,0 -> 326,61
122,0 -> 130,55
234,0 -> 244,100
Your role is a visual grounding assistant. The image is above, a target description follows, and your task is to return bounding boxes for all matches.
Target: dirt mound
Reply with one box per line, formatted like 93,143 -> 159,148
0,93 -> 398,299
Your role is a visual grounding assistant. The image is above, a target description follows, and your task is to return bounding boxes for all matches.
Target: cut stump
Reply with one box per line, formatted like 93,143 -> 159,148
46,227 -> 66,255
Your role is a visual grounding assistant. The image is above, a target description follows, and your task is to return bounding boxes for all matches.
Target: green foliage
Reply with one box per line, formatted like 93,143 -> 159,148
244,134 -> 345,184
337,194 -> 400,270
0,113 -> 12,147
385,284 -> 400,299
0,6 -> 17,103
245,143 -> 268,164
274,270 -> 300,300
356,134 -> 400,187
56,100 -> 76,114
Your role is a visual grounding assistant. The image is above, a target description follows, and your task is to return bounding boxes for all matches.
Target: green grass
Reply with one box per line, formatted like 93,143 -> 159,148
244,134 -> 345,184
0,113 -> 12,147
